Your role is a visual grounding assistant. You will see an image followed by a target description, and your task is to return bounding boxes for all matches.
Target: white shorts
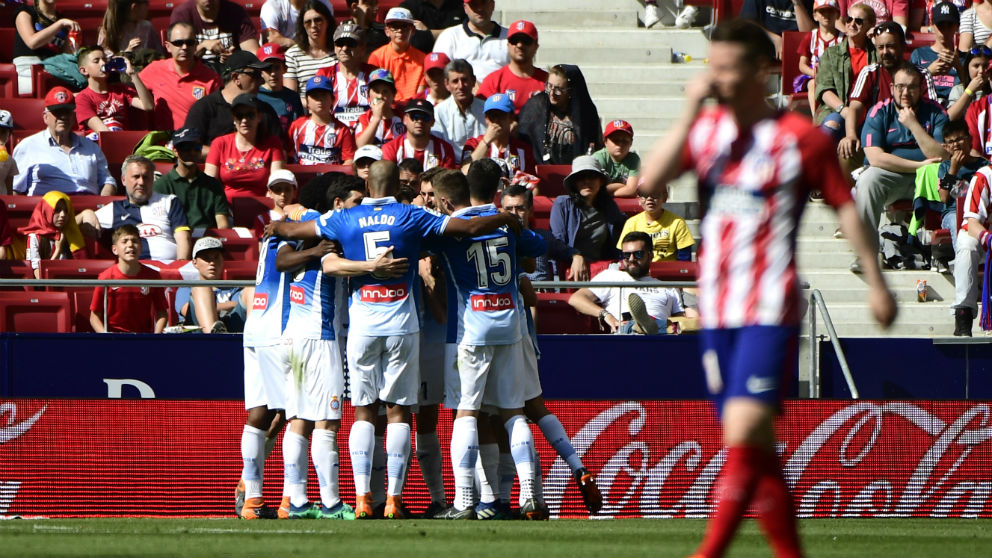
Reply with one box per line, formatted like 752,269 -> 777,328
244,344 -> 288,410
347,333 -> 420,407
416,334 -> 446,408
284,338 -> 345,421
520,333 -> 543,401
450,342 -> 525,411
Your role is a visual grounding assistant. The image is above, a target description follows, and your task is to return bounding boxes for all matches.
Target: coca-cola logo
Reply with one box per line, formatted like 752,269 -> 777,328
0,402 -> 46,444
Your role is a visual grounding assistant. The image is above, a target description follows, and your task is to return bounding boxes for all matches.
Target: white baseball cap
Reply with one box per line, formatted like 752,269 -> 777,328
267,169 -> 298,189
0,110 -> 12,129
192,236 -> 224,259
354,144 -> 383,162
384,7 -> 414,24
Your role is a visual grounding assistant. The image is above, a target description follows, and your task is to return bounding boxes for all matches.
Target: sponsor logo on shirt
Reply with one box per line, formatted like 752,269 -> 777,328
360,283 -> 408,302
290,285 -> 305,305
253,293 -> 269,310
470,293 -> 515,311
137,223 -> 164,238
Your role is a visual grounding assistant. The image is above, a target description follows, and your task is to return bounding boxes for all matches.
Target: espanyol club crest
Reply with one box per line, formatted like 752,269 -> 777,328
192,86 -> 205,100
330,396 -> 340,411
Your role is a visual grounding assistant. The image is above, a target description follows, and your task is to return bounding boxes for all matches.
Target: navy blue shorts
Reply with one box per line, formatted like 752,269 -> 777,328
699,325 -> 798,414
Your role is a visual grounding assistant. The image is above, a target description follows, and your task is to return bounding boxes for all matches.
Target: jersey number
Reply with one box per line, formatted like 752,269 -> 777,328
466,238 -> 511,289
363,231 -> 391,260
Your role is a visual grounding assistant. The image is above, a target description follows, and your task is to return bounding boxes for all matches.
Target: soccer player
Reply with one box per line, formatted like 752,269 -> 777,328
268,160 -> 521,519
640,19 -> 897,558
288,76 -> 358,165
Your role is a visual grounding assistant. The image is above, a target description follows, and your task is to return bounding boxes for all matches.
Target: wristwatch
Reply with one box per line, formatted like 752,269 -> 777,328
599,309 -> 609,321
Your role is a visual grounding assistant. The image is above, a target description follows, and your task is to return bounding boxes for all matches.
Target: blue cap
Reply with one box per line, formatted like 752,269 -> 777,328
305,75 -> 335,95
484,93 -> 514,114
172,126 -> 201,146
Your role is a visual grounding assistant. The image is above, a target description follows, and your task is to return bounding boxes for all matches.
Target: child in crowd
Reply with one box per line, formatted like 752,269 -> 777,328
367,7 -> 426,103
74,45 -> 154,139
98,0 -> 162,55
422,52 -> 451,105
256,43 -> 305,136
254,169 -> 299,239
19,191 -> 86,279
355,69 -> 407,147
798,0 -> 844,110
0,111 -> 18,195
352,144 -> 382,184
288,75 -> 357,165
89,224 -> 168,333
947,47 -> 990,121
911,1 -> 961,106
177,236 -> 248,333
617,184 -> 695,262
594,119 -> 641,198
932,120 -> 986,253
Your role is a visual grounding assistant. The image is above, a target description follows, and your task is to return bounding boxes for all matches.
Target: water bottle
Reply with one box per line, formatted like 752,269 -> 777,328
104,57 -> 128,74
672,51 -> 692,63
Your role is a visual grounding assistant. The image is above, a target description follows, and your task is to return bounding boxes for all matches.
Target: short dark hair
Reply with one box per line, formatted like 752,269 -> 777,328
299,172 -> 343,212
621,231 -> 652,253
112,224 -> 141,244
76,45 -> 103,66
709,19 -> 776,65
398,158 -> 424,175
467,158 -> 502,202
433,169 -> 471,208
893,61 -> 923,83
872,20 -> 906,44
328,175 -> 367,207
419,166 -> 446,186
942,119 -> 971,139
500,184 -> 533,208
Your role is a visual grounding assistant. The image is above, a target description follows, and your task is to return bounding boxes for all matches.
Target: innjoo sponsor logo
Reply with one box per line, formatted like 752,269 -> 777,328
290,286 -> 306,305
360,283 -> 408,303
470,293 -> 515,311
252,293 -> 268,310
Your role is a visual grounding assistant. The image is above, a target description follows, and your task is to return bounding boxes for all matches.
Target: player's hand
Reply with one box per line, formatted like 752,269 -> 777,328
262,218 -> 284,238
370,246 -> 409,277
869,286 -> 898,329
313,239 -> 335,257
837,136 -> 861,159
568,254 -> 589,282
501,212 -> 522,235
604,314 -> 621,333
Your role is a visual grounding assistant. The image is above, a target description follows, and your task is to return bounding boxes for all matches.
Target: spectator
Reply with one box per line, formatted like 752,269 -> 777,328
798,0 -> 844,111
951,147 -> 992,336
0,203 -> 11,260
74,46 -> 154,139
550,155 -> 627,280
431,59 -> 485,152
345,0 -> 389,53
97,155 -> 193,261
205,94 -> 287,202
184,51 -> 283,152
368,8 -> 428,103
19,191 -> 87,278
288,76 -> 358,165
398,158 -> 423,191
178,236 -> 248,333
617,185 -> 695,262
353,144 -> 383,182
837,0 -> 909,26
254,168 -> 298,235
13,0 -> 76,95
518,64 -> 603,166
314,22 -> 379,128
12,87 -> 117,196
260,0 -> 335,48
355,69 -> 408,147
852,62 -> 949,271
284,0 -> 338,98
401,0 -> 465,53
814,3 -> 876,136
98,0 -> 163,56
422,52 -> 451,105
477,20 -> 546,115
957,1 -> 991,53
417,165 -> 443,209
594,119 -> 641,198
256,44 -> 305,135
500,184 -> 573,282
382,99 -> 458,169
912,1 -> 962,105
89,224 -> 169,333
567,231 -> 685,335
153,127 -> 232,229
462,93 -> 535,175
0,111 -> 19,195
170,0 -> 260,74
948,46 -> 990,122
138,22 -> 223,131
431,0 -> 508,82
740,0 -> 814,58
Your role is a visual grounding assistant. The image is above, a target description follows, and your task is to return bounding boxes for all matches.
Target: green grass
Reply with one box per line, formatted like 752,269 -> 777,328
2,518 -> 990,557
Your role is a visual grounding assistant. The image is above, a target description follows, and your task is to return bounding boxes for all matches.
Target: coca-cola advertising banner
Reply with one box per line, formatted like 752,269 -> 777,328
2,399 -> 991,518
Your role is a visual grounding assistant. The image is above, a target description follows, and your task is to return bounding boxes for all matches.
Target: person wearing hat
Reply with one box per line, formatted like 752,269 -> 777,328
170,0 -> 260,69
205,93 -> 287,203
180,235 -> 248,333
463,93 -> 535,176
401,0 -> 465,53
0,110 -> 18,196
432,0 -> 508,82
251,168 -> 299,241
422,51 -> 452,105
549,155 -> 627,281
288,76 -> 358,165
477,19 -> 546,115
255,43 -> 305,136
154,127 -> 232,229
314,21 -> 381,128
355,69 -> 409,147
12,86 -> 117,196
911,1 -> 963,104
382,98 -> 458,170
352,144 -> 383,182
431,58 -> 485,152
259,0 -> 335,48
593,119 -> 641,197
368,7 -> 428,103
797,0 -> 843,110
184,49 -> 283,153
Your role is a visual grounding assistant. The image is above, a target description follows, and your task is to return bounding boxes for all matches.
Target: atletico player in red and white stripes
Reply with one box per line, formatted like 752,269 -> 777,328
288,76 -> 357,165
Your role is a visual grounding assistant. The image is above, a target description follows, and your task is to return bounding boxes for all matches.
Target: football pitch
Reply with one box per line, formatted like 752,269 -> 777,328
2,518 -> 990,557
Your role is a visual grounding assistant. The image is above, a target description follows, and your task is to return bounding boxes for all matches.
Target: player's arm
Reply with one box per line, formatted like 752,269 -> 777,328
420,255 -> 447,323
442,212 -> 522,237
266,219 -> 320,240
275,240 -> 334,271
322,246 -> 410,277
519,274 -> 538,308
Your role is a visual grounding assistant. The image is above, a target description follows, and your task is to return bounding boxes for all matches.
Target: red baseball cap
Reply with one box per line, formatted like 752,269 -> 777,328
507,20 -> 538,42
424,52 -> 451,73
45,86 -> 75,111
256,43 -> 285,63
604,119 -> 633,139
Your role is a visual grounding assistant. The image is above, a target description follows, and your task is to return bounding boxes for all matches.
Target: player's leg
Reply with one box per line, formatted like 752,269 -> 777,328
310,337 -> 353,519
475,411 -> 501,513
283,418 -> 315,517
371,412 -> 387,515
492,416 -> 515,516
346,334 -> 383,519
490,343 -> 538,519
240,345 -> 283,519
379,332 -> 421,519
415,403 -> 448,516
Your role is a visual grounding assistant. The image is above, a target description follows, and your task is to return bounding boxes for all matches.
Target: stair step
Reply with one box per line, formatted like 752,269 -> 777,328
537,46 -> 674,65
502,10 -> 640,28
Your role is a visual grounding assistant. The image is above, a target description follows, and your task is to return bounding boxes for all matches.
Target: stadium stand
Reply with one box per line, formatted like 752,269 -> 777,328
1,98 -> 46,129
0,291 -> 72,333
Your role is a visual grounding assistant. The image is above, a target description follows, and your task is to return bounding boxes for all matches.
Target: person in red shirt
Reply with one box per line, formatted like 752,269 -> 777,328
288,75 -> 358,165
367,7 -> 426,103
381,99 -> 457,170
422,51 -> 451,105
477,20 -> 547,114
205,94 -> 286,203
355,69 -> 408,147
462,93 -> 535,176
75,46 -> 155,139
89,224 -> 169,333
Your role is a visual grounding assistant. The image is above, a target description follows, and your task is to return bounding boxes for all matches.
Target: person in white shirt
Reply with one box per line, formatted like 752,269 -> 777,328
430,0 -> 508,82
260,0 -> 334,48
431,58 -> 485,152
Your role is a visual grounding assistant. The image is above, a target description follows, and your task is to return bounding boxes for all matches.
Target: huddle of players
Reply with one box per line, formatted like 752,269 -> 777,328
237,158 -> 602,520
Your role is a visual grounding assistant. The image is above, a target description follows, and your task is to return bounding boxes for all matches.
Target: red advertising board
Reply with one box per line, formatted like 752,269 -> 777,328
2,400 -> 991,518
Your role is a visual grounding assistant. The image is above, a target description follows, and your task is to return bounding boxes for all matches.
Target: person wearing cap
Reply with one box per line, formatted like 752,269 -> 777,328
96,155 -> 193,261
177,236 -> 248,333
463,93 -> 535,176
797,0 -> 844,110
283,0 -> 338,101
355,69 -> 409,147
593,119 -> 641,198
400,0 -> 465,53
739,0 -> 814,58
382,99 -> 458,170
184,49 -> 284,152
288,76 -> 358,165
252,169 -> 299,238
368,7 -> 428,104
74,45 -> 155,139
12,87 -> 117,197
0,111 -> 18,196
353,144 -> 383,182
422,51 -> 452,105
170,0 -> 260,71
314,21 -> 381,128
138,21 -> 223,131
431,0 -> 508,82
431,59 -> 485,151
549,155 -> 627,281
154,127 -> 232,229
256,43 -> 305,136
259,0 -> 335,48
911,1 -> 963,104
477,20 -> 547,115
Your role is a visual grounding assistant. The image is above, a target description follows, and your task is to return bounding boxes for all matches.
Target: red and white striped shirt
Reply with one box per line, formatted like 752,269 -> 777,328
962,166 -> 992,232
314,62 -> 378,128
355,112 -> 407,147
965,94 -> 992,158
682,107 -> 851,328
288,116 -> 358,165
797,29 -> 845,70
850,63 -> 937,107
461,135 -> 536,174
381,133 -> 458,170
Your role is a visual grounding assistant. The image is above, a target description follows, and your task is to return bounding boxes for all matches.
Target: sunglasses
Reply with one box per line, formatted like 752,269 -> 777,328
233,111 -> 257,120
971,46 -> 992,56
844,16 -> 866,26
621,250 -> 646,260
335,39 -> 358,48
508,36 -> 534,46
169,38 -> 196,48
546,84 -> 569,95
407,112 -> 432,122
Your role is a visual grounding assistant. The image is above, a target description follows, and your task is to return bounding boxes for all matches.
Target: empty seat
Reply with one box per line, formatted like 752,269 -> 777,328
0,29 -> 15,64
649,260 -> 698,281
192,227 -> 260,261
2,195 -> 42,229
231,195 -> 274,229
0,291 -> 72,332
40,260 -> 115,292
0,63 -> 17,98
535,165 -> 571,198
69,288 -> 96,332
535,292 -> 601,334
0,98 -> 46,129
0,260 -> 34,291
98,131 -> 149,165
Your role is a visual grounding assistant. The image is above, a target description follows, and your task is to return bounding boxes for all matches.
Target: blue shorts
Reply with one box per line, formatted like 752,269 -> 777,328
698,325 -> 798,414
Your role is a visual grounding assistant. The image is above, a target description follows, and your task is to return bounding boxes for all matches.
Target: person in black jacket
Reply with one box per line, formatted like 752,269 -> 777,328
517,64 -> 602,165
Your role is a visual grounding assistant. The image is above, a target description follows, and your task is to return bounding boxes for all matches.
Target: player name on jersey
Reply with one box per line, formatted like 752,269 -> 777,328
359,214 -> 397,227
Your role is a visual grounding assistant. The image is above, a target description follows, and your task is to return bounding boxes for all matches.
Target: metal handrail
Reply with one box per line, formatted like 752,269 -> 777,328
808,289 -> 859,399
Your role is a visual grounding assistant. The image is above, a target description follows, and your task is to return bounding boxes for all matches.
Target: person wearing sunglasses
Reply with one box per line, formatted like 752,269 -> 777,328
381,98 -> 458,170
813,2 -> 876,138
910,1 -> 963,106
477,20 -> 547,115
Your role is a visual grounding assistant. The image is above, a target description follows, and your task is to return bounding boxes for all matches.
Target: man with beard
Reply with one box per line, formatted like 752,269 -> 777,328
382,99 -> 458,170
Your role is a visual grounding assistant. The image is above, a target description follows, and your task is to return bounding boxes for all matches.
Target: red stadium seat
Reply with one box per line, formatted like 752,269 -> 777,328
531,195 -> 553,230
99,131 -> 148,165
231,195 -> 274,229
0,28 -> 16,64
40,259 -> 115,291
615,197 -> 641,217
0,63 -> 18,98
223,259 -> 258,280
0,98 -> 46,129
283,163 -> 353,188
71,195 -> 126,213
69,288 -> 96,332
780,31 -> 812,112
10,128 -> 40,148
31,64 -> 79,98
2,195 -> 42,229
535,165 -> 571,198
535,292 -> 601,334
649,260 -> 698,281
0,291 -> 72,332
192,227 -> 260,261
0,261 -> 34,291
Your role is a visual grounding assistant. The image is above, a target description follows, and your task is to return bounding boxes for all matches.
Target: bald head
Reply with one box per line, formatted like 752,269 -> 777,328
368,160 -> 400,198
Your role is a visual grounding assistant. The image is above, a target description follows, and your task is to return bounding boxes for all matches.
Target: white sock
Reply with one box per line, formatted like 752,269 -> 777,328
241,425 -> 266,499
348,420 -> 375,496
416,432 -> 446,504
386,422 -> 411,497
371,435 -> 386,505
538,414 -> 583,472
506,415 -> 535,501
476,442 -> 499,504
450,416 -> 478,511
312,429 -> 340,508
283,431 -> 309,507
498,452 -> 515,504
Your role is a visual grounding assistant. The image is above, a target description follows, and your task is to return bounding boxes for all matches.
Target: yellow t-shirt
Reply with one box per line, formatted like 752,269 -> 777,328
616,210 -> 695,261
